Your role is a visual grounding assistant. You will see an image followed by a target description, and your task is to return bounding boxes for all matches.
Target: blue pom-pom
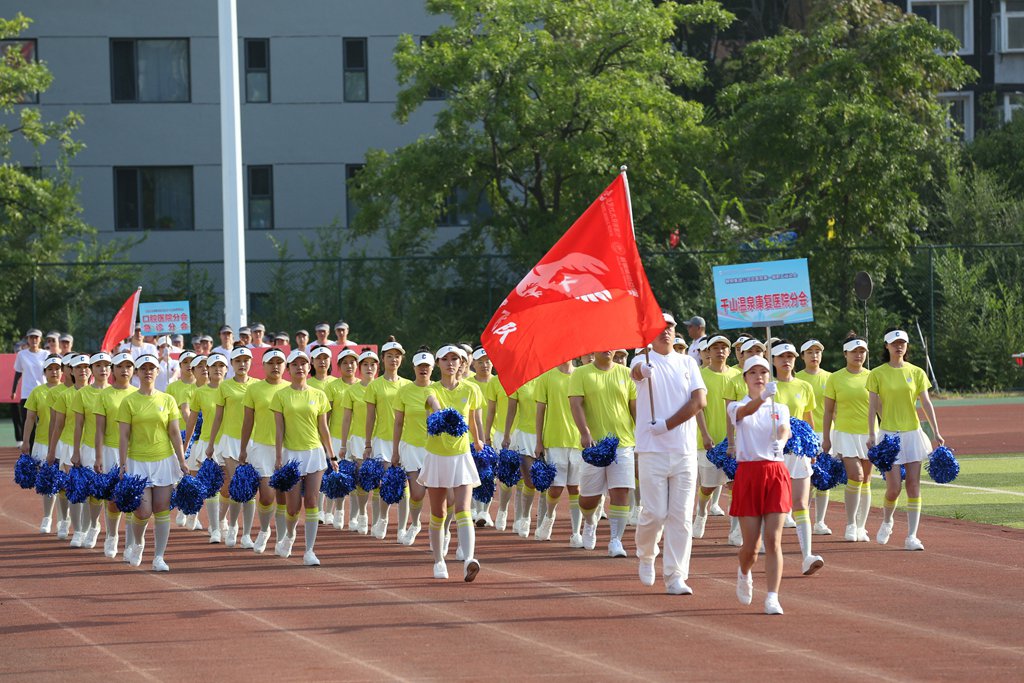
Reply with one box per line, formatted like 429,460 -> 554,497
786,418 -> 821,457
473,476 -> 496,504
66,467 -> 96,504
321,461 -> 358,499
811,452 -> 839,491
926,446 -> 959,484
14,454 -> 39,489
472,443 -> 498,472
196,458 -> 225,498
194,411 -> 204,438
868,434 -> 901,473
881,464 -> 907,481
426,408 -> 468,437
113,473 -> 148,512
582,435 -> 619,467
269,459 -> 302,492
228,463 -> 261,502
529,459 -> 557,492
829,454 -> 847,487
357,457 -> 387,491
171,475 -> 206,515
34,462 -> 64,495
380,465 -> 408,505
91,466 -> 121,500
496,448 -> 522,487
705,438 -> 737,479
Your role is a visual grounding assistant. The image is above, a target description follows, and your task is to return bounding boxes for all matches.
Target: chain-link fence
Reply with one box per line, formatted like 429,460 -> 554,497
7,243 -> 1023,391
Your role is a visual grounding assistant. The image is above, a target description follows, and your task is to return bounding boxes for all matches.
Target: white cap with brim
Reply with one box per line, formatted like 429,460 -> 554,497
26,328 -> 42,337
413,351 -> 435,366
251,323 -> 266,332
472,348 -> 488,361
207,354 -> 229,367
263,349 -> 286,363
743,356 -> 771,374
663,312 -> 677,326
337,348 -> 358,362
733,335 -> 750,348
230,347 -> 253,360
311,346 -> 333,358
190,355 -> 208,368
89,352 -> 112,365
884,330 -> 910,344
843,339 -> 868,352
705,335 -> 730,348
46,332 -> 60,340
381,341 -> 405,354
287,349 -> 309,364
43,356 -> 63,369
315,323 -> 330,332
61,353 -> 76,365
770,343 -> 798,357
741,339 -> 766,354
800,339 -> 824,353
435,345 -> 462,360
238,327 -> 251,335
69,354 -> 90,367
134,354 -> 159,369
156,336 -> 170,346
673,336 -> 688,348
357,350 -> 379,363
179,351 -> 196,363
112,352 -> 134,366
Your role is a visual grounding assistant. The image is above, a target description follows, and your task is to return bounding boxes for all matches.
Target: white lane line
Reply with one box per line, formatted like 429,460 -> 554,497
872,474 -> 1024,498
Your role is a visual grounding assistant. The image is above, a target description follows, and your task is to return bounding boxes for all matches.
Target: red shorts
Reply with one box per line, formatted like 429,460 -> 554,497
729,460 -> 792,517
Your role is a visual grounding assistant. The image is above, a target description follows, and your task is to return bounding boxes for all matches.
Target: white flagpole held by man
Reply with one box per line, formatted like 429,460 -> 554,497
620,164 -> 657,424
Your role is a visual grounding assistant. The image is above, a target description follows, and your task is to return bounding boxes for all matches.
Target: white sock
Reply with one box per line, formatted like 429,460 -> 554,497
794,509 -> 812,558
455,510 -> 475,560
569,494 -> 582,534
206,495 -> 221,531
536,492 -> 548,527
154,512 -> 170,557
242,499 -> 256,536
844,482 -> 860,526
498,484 -> 513,516
428,514 -> 444,563
710,485 -> 722,510
275,504 -> 288,542
42,493 -> 56,519
814,490 -> 830,525
257,502 -> 274,533
125,513 -> 137,547
520,487 -> 536,523
57,493 -> 70,523
856,482 -> 872,530
227,500 -> 241,528
397,491 -> 409,533
71,502 -> 84,533
304,507 -> 319,552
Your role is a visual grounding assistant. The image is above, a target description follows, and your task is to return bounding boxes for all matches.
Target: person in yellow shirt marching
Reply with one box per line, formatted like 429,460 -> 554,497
190,354 -> 226,541
69,352 -> 113,549
392,347 -> 437,546
308,345 -> 336,392
796,339 -> 833,535
92,352 -> 137,557
503,376 -> 540,538
325,348 -> 359,529
483,356 -> 512,529
46,353 -> 90,541
165,351 -> 196,527
533,361 -> 582,544
340,348 -> 379,534
468,346 -> 497,527
23,355 -> 63,534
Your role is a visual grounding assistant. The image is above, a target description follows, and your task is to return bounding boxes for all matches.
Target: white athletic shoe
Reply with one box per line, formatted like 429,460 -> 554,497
224,525 -> 239,547
372,518 -> 388,540
433,561 -> 449,579
709,503 -> 726,517
303,550 -> 321,566
396,528 -> 408,545
765,595 -> 784,615
405,524 -> 421,546
128,544 -> 144,567
273,539 -> 285,557
727,527 -> 743,547
904,536 -> 925,551
69,531 -> 84,548
332,512 -> 344,530
189,516 -> 204,532
455,545 -> 466,561
608,538 -> 627,558
442,532 -> 452,558
348,516 -> 359,532
39,517 -> 52,534
152,556 -> 170,572
279,534 -> 295,558
568,533 -> 584,549
844,524 -> 858,542
356,514 -> 370,535
253,530 -> 271,554
638,560 -> 656,587
536,515 -> 554,541
783,513 -> 797,528
239,534 -> 254,550
103,536 -> 118,558
666,578 -> 693,595
56,520 -> 70,540
175,510 -> 186,526
517,518 -> 531,539
876,521 -> 893,545
582,523 -> 597,551
318,509 -> 325,524
736,567 -> 753,605
209,528 -> 222,544
478,512 -> 494,528
85,527 -> 100,549
324,512 -> 334,526
495,511 -> 508,531
857,528 -> 870,543
220,519 -> 229,533
802,554 -> 825,576
463,558 -> 480,583
471,508 -> 481,523
813,522 -> 832,535
692,514 -> 707,540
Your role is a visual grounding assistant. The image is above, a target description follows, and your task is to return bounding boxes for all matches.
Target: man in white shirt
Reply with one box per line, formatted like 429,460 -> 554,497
294,329 -> 310,354
11,328 -> 47,448
684,316 -> 705,366
238,327 -> 251,347
212,326 -> 235,378
334,321 -> 358,347
155,336 -> 181,391
248,323 -> 271,348
44,331 -> 60,354
170,334 -> 185,352
312,323 -> 332,349
630,311 -> 707,595
59,333 -> 74,355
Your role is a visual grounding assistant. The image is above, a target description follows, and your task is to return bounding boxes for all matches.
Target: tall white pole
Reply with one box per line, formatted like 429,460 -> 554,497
218,0 -> 246,329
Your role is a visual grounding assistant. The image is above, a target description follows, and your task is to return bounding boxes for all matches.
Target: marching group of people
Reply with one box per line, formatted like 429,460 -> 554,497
11,311 -> 945,615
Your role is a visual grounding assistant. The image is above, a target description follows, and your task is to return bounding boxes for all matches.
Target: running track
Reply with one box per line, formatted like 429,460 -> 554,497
1,449 -> 1022,682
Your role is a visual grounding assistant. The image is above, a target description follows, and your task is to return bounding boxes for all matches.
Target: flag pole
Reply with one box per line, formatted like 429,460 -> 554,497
621,165 -> 657,424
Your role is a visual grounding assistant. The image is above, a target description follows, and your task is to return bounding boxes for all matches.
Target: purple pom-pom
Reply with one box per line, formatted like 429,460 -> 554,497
582,435 -> 619,467
496,448 -> 522,487
357,457 -> 387,491
926,446 -> 959,484
529,459 -> 557,492
868,434 -> 901,473
14,454 -> 39,489
91,466 -> 121,500
269,459 -> 302,492
228,463 -> 261,502
380,465 -> 408,505
427,408 -> 468,437
66,467 -> 96,504
171,475 -> 206,515
35,462 -> 64,496
113,473 -> 148,512
196,458 -> 225,498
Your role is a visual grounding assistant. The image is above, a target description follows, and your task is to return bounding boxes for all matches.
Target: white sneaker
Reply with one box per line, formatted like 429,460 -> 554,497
495,511 -> 508,531
324,512 -> 334,526
802,554 -> 825,576
904,536 -> 925,551
240,534 -> 254,549
372,518 -> 388,540
608,538 -> 627,558
536,515 -> 554,541
405,524 -> 421,546
471,508 -> 481,523
692,514 -> 707,539
209,528 -> 222,544
225,525 -> 239,547
736,567 -> 753,605
303,550 -> 321,566
128,544 -> 144,567
569,533 -> 584,548
517,518 -> 531,539
188,516 -> 203,532
876,521 -> 893,545
463,558 -> 480,583
765,594 -> 784,615
85,527 -> 100,549
783,513 -> 797,528
582,523 -> 597,551
39,517 -> 52,534
69,531 -> 84,548
638,560 -> 655,587
56,520 -> 70,540
175,510 -> 186,526
274,539 -> 285,557
455,545 -> 466,561
356,514 -> 369,535
348,516 -> 359,532
628,506 -> 640,527
253,530 -> 270,554
152,556 -> 170,572
813,522 -> 832,535
433,561 -> 448,579
727,527 -> 743,547
442,532 -> 452,558
104,536 -> 119,558
332,512 -> 344,530
396,528 -> 408,545
123,542 -> 133,564
318,509 -> 325,524
220,519 -> 229,533
666,578 -> 693,595
279,534 -> 295,558
479,512 -> 494,528
709,503 -> 726,517
844,524 -> 858,542
857,528 -> 870,542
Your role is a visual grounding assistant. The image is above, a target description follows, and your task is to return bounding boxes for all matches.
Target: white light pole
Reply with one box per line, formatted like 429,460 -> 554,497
218,0 -> 246,329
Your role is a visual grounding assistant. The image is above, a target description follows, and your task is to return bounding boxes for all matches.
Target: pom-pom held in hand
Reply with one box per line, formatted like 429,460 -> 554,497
529,460 -> 557,492
828,453 -> 847,487
196,459 -> 224,498
357,458 -> 387,491
321,462 -> 357,500
496,448 -> 522,487
705,439 -> 737,478
786,418 -> 821,457
91,466 -> 121,500
471,444 -> 498,473
926,446 -> 959,484
379,465 -> 408,505
35,462 -> 64,496
811,452 -> 840,491
228,463 -> 261,502
582,436 -> 620,467
113,474 -> 148,512
14,454 -> 39,489
868,434 -> 901,473
882,464 -> 907,481
426,408 -> 468,437
171,475 -> 206,515
473,476 -> 496,504
66,467 -> 96,504
269,459 -> 302,492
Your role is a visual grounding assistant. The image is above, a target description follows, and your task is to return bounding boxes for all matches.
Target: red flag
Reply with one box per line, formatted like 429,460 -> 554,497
101,287 -> 142,353
481,173 -> 664,395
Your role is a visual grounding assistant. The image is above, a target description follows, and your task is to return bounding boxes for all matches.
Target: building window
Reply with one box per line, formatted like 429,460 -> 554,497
420,36 -> 446,100
245,39 -> 270,102
114,167 -> 194,230
996,1 -> 1024,51
111,38 -> 190,102
248,165 -> 273,229
343,38 -> 368,102
0,39 -> 39,103
345,164 -> 364,226
1005,93 -> 1024,121
938,91 -> 974,140
908,1 -> 973,54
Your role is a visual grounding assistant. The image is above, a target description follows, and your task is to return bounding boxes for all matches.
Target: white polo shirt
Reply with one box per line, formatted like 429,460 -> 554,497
630,350 -> 706,455
728,396 -> 790,463
687,340 -> 703,367
13,348 -> 48,399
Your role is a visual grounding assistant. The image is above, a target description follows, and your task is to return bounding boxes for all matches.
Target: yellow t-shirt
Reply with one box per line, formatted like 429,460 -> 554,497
534,368 -> 579,449
71,385 -> 106,448
567,363 -> 637,448
93,385 -> 138,449
395,382 -> 435,448
340,382 -> 372,439
865,362 -> 931,432
326,380 -> 356,438
165,380 -> 195,410
510,378 -> 539,435
215,376 -> 255,440
426,380 -> 482,457
726,373 -> 749,402
53,385 -> 80,446
364,376 -> 412,441
308,375 -> 337,392
117,390 -> 181,462
242,379 -> 288,446
25,383 -> 58,444
774,377 -> 817,426
193,383 -> 221,441
796,369 -> 831,431
270,385 -> 330,451
484,376 -> 509,441
824,368 -> 872,435
700,365 -> 741,444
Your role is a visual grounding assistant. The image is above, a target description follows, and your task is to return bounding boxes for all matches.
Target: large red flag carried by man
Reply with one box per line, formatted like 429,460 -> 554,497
482,171 -> 664,395
101,286 -> 142,353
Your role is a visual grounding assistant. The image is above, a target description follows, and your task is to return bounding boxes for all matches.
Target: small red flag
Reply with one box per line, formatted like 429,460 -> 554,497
101,287 -> 142,353
481,173 -> 664,395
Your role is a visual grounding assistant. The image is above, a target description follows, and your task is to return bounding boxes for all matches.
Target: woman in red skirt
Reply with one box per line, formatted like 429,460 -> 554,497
727,356 -> 792,615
